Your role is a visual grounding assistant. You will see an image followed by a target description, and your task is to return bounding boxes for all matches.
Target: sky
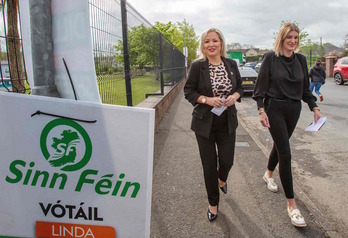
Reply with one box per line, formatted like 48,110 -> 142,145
127,0 -> 347,50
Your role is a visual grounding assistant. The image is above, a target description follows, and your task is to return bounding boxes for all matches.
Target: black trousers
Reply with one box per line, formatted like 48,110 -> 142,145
265,98 -> 301,199
195,111 -> 236,206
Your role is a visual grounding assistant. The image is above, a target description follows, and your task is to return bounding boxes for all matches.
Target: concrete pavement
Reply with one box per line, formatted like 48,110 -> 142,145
150,90 -> 327,238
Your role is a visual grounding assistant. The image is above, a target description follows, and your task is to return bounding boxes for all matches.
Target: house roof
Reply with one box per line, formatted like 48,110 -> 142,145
308,44 -> 344,57
324,44 -> 344,53
258,49 -> 271,54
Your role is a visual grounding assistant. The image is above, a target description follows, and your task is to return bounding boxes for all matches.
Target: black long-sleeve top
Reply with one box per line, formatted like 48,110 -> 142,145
253,51 -> 317,110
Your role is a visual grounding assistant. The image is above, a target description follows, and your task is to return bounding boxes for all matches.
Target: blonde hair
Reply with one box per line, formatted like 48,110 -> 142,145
273,23 -> 300,56
198,28 -> 227,60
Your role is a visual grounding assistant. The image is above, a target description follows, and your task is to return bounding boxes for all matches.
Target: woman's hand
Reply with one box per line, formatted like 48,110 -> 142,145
259,111 -> 270,128
225,93 -> 240,107
207,97 -> 224,108
313,108 -> 322,124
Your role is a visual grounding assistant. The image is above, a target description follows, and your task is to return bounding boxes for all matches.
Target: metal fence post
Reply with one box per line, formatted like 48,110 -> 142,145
29,0 -> 60,97
120,0 -> 132,106
159,34 -> 164,95
172,46 -> 175,85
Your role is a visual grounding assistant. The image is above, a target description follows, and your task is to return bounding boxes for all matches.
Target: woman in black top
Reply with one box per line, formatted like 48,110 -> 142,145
184,28 -> 244,222
253,23 -> 322,227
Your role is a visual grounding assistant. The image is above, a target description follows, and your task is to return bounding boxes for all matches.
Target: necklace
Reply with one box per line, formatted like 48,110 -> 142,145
208,57 -> 221,66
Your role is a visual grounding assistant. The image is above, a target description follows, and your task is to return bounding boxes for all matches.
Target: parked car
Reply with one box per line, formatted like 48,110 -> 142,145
239,67 -> 258,92
244,62 -> 257,69
255,62 -> 262,73
333,56 -> 348,85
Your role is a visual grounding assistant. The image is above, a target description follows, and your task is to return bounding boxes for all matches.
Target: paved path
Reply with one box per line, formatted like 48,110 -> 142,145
150,90 -> 327,238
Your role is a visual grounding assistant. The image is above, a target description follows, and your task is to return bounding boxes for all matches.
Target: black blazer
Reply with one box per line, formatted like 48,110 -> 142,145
184,57 -> 244,138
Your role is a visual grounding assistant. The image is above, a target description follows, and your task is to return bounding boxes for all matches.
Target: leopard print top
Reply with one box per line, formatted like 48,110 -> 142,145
209,62 -> 233,97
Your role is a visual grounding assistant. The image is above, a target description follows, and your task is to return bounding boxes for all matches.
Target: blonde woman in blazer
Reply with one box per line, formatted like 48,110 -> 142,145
184,28 -> 244,222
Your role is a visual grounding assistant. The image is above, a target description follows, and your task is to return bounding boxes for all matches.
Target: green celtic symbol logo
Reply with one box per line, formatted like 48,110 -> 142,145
40,119 -> 92,172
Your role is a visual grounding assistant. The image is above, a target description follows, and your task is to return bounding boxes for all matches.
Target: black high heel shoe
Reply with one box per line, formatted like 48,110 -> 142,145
220,183 -> 227,194
207,208 -> 217,222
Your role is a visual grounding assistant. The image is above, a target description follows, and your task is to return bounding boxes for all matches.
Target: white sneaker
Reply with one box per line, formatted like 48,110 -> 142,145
287,207 -> 307,227
263,172 -> 278,193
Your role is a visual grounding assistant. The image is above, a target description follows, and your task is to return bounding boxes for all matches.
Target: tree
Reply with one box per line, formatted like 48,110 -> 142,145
341,50 -> 348,57
155,19 -> 198,64
343,33 -> 348,50
176,19 -> 198,63
114,19 -> 198,71
318,44 -> 325,57
301,39 -> 318,66
301,39 -> 318,56
114,24 -> 159,69
153,21 -> 176,42
341,36 -> 348,57
1,0 -> 25,93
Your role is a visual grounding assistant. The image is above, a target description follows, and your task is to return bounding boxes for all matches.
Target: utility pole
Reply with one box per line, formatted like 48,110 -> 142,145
29,0 -> 60,97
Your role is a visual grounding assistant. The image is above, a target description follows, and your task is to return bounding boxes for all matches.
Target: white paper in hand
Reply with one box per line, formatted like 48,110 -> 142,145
305,117 -> 326,132
211,97 -> 226,116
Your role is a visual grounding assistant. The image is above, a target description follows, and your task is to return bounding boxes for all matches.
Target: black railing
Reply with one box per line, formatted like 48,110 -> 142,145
89,0 -> 185,106
1,0 -> 185,105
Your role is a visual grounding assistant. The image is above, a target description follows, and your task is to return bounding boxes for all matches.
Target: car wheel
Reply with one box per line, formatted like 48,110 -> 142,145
334,73 -> 344,85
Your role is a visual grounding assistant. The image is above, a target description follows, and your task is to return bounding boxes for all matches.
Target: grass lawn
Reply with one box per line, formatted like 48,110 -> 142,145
98,72 -> 160,106
20,73 -> 160,106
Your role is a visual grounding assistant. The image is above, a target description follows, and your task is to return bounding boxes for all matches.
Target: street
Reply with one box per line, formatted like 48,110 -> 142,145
237,78 -> 348,237
151,89 -> 328,238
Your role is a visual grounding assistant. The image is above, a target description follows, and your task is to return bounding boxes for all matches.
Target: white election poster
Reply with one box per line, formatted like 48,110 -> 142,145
19,0 -> 101,103
0,92 -> 155,238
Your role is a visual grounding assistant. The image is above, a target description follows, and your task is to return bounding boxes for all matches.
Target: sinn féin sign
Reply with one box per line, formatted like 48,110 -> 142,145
0,92 -> 155,238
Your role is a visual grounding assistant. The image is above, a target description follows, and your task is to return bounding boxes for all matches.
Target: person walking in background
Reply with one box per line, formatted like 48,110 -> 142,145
309,59 -> 326,102
184,28 -> 244,222
252,23 -> 322,227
